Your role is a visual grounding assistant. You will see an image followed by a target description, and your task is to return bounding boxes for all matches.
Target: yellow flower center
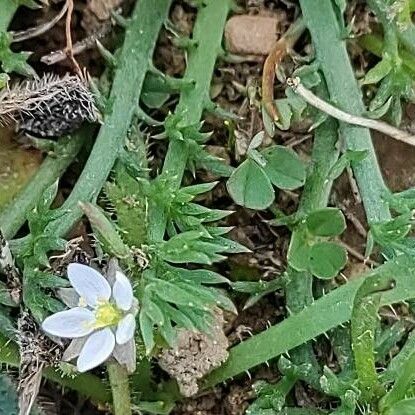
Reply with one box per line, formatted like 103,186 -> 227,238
93,302 -> 122,329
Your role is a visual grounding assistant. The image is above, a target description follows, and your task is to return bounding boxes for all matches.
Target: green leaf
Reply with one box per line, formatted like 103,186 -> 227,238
0,32 -> 35,77
133,400 -> 175,415
0,306 -> 15,339
328,150 -> 368,180
181,181 -> 218,196
380,351 -> 415,411
233,279 -> 285,309
227,159 -> 274,210
351,274 -> 393,403
202,256 -> 415,387
149,279 -> 209,311
293,63 -> 322,88
364,97 -> 392,119
212,235 -> 251,254
166,266 -> 230,285
287,228 -> 311,272
309,241 -> 347,279
247,131 -> 265,151
387,399 -> 415,415
274,99 -> 293,131
139,310 -> 155,355
306,208 -> 346,237
142,295 -> 165,327
361,58 -> 392,85
261,146 -> 306,190
79,202 -> 131,259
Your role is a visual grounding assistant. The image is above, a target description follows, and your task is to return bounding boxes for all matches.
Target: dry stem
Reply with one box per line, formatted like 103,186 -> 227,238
65,0 -> 83,77
287,77 -> 415,147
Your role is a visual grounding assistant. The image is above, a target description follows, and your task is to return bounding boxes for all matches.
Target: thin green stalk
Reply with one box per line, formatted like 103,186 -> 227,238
299,0 -> 390,224
43,0 -> 172,239
0,132 -> 87,239
0,0 -> 18,31
285,117 -> 340,390
202,255 -> 415,387
148,0 -> 232,242
107,362 -> 132,415
0,333 -> 111,403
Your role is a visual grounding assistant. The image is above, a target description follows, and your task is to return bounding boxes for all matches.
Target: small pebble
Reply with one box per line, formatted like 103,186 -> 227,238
224,15 -> 282,55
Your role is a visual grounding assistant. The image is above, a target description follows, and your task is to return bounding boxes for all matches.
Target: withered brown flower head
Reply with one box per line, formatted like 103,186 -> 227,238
0,73 -> 99,138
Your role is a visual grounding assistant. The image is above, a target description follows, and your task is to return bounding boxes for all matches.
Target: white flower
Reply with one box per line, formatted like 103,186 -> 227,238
42,263 -> 138,373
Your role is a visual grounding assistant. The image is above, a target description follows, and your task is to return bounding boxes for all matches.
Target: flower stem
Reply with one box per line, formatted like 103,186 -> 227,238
107,362 -> 132,415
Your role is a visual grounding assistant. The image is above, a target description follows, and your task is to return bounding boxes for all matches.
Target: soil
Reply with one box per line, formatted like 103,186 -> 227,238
3,0 -> 415,414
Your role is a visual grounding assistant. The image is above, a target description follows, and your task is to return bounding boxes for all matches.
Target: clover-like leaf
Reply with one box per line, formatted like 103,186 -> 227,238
306,208 -> 346,237
261,146 -> 306,190
287,228 -> 311,272
227,159 -> 274,210
309,241 -> 347,279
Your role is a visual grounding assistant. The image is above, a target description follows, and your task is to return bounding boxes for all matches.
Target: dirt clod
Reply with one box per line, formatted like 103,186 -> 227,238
158,310 -> 229,397
82,0 -> 123,32
224,15 -> 284,55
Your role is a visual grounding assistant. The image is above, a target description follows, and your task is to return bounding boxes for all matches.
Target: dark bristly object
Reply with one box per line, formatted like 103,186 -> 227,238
0,73 -> 99,138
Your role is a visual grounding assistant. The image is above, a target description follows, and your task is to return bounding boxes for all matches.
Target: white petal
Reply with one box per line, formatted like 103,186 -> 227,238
57,288 -> 80,308
116,313 -> 136,345
113,338 -> 136,373
42,308 -> 95,338
77,328 -> 115,372
112,270 -> 133,311
68,263 -> 111,307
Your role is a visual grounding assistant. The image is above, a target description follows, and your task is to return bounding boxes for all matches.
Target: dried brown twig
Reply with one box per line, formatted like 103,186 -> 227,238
41,22 -> 112,65
262,18 -> 306,122
65,0 -> 83,77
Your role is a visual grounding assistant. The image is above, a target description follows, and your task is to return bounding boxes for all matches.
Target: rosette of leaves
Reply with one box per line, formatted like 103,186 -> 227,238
226,132 -> 306,210
86,155 -> 248,355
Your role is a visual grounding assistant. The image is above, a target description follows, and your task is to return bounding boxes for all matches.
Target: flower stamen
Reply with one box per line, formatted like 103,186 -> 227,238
93,302 -> 122,329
